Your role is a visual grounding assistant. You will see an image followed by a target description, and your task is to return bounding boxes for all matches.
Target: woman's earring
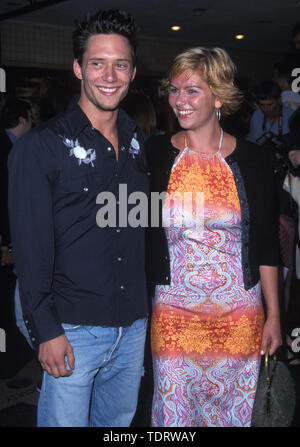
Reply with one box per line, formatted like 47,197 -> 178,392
216,108 -> 221,121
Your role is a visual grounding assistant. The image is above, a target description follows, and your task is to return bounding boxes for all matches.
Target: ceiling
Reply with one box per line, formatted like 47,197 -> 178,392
0,0 -> 299,54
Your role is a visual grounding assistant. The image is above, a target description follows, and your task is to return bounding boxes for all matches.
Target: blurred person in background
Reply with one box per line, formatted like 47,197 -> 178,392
122,90 -> 157,137
0,97 -> 32,380
0,97 -> 32,265
247,80 -> 293,143
291,21 -> 300,55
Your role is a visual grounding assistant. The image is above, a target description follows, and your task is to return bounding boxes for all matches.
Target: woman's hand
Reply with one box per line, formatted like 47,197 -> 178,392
260,314 -> 282,356
259,265 -> 282,356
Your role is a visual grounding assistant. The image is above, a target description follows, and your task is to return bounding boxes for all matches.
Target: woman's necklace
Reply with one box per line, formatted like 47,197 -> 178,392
184,128 -> 224,154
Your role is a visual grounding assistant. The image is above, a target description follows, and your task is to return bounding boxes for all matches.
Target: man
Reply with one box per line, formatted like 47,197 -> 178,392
247,80 -> 294,143
0,98 -> 32,264
8,9 -> 149,427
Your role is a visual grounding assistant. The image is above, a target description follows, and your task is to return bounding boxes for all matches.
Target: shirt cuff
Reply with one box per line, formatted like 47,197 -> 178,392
23,302 -> 64,348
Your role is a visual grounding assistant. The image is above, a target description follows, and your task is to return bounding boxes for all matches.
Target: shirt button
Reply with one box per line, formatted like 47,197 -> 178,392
116,229 -> 121,233
120,285 -> 125,290
165,276 -> 169,280
117,257 -> 122,261
83,187 -> 88,192
107,147 -> 112,152
121,146 -> 125,151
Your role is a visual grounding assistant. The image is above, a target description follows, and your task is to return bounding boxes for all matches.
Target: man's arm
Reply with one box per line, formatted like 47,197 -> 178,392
8,130 -> 75,377
8,130 -> 62,345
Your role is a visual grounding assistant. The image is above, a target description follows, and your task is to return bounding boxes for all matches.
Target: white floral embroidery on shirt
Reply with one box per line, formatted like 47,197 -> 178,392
61,136 -> 96,167
128,133 -> 140,159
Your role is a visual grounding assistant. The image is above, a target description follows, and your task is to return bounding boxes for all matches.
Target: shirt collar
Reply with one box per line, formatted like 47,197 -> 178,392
64,96 -> 137,140
5,129 -> 19,144
116,107 -> 137,144
64,96 -> 91,138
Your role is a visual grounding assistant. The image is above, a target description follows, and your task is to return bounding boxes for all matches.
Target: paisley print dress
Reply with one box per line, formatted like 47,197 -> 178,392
151,144 -> 264,427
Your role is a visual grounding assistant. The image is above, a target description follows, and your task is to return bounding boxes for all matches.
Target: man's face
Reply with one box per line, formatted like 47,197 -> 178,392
258,98 -> 281,120
74,33 -> 136,113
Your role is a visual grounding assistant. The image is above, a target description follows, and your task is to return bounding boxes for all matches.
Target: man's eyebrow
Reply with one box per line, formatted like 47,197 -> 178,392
88,57 -> 131,62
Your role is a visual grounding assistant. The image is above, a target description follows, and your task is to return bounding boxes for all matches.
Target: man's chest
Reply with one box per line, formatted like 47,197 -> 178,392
52,131 -> 149,202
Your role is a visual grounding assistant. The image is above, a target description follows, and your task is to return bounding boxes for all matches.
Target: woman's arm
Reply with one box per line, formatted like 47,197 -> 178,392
259,265 -> 282,355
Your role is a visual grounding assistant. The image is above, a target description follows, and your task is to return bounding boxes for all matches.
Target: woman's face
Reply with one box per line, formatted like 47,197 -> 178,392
168,69 -> 222,131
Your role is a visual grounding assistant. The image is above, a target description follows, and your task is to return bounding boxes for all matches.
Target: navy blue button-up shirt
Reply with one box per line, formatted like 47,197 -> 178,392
8,99 -> 149,348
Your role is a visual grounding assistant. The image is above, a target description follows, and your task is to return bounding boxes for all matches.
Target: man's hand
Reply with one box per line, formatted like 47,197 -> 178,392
289,150 -> 300,168
38,334 -> 75,378
1,247 -> 14,266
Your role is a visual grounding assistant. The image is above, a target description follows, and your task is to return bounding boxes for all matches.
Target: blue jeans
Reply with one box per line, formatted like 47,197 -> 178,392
37,317 -> 147,427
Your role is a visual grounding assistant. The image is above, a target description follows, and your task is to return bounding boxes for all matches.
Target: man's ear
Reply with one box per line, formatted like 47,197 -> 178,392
131,66 -> 136,83
73,59 -> 83,81
18,116 -> 25,126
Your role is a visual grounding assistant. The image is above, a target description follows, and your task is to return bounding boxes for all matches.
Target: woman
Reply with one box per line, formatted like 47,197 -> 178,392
145,47 -> 282,427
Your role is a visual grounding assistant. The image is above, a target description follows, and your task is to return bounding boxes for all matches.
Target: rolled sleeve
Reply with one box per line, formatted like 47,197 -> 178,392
8,130 -> 63,347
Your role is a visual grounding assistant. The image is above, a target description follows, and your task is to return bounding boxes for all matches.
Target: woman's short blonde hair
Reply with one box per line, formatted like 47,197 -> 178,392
165,47 -> 243,117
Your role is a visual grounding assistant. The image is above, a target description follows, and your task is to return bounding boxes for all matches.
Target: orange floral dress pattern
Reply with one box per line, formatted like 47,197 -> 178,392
151,146 -> 264,427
